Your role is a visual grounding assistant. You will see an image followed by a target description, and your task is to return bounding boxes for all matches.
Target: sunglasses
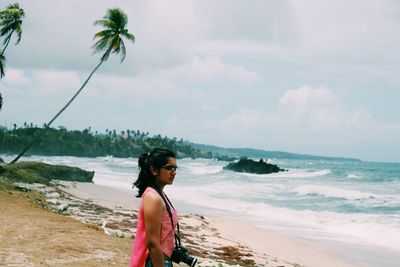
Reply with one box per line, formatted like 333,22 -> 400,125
161,165 -> 178,172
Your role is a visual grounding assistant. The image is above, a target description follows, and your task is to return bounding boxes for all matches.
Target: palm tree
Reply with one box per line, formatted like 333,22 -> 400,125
0,51 -> 5,110
0,51 -> 4,78
0,3 -> 24,112
0,3 -> 25,54
0,93 -> 2,110
10,8 -> 135,164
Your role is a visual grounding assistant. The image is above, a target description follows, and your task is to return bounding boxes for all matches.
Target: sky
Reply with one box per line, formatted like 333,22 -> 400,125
1,0 -> 399,162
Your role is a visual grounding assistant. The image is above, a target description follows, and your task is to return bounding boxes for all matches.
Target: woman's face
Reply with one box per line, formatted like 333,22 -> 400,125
155,157 -> 177,187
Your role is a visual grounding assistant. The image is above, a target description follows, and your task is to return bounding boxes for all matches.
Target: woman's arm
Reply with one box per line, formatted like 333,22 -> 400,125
143,191 -> 165,267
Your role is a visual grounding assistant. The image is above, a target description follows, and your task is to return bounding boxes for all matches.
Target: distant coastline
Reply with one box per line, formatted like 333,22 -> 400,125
0,124 -> 361,162
193,143 -> 361,161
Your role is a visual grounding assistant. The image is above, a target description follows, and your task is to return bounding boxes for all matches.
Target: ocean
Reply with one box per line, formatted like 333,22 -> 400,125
2,154 -> 399,267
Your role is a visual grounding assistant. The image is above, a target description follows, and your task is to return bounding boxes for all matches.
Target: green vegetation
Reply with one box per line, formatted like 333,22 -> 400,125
0,2 -> 25,110
11,7 -> 135,163
0,3 -> 24,54
0,161 -> 94,185
0,176 -> 14,190
0,124 -> 212,159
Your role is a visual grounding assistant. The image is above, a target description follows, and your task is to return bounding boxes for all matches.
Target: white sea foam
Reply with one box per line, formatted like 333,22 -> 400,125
257,168 -> 332,178
169,185 -> 400,252
347,173 -> 361,179
97,156 -> 137,168
93,171 -> 134,191
293,185 -> 377,200
185,162 -> 223,175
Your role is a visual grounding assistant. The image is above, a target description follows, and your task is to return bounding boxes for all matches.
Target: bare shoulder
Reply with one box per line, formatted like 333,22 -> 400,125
143,190 -> 164,208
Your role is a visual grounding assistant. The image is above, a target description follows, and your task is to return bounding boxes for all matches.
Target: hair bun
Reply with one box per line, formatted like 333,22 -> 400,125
138,152 -> 150,168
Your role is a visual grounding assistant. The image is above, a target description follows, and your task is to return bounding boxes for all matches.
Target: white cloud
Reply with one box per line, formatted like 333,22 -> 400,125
88,73 -> 185,103
85,56 -> 259,103
197,0 -> 296,42
32,70 -> 81,93
2,69 -> 31,87
279,85 -> 339,111
163,85 -> 400,160
290,0 -> 400,53
164,56 -> 260,82
200,104 -> 218,112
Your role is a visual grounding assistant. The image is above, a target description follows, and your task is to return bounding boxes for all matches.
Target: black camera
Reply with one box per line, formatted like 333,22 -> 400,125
171,245 -> 198,267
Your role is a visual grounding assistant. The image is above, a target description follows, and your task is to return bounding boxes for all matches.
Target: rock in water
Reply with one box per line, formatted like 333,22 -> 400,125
0,161 -> 94,184
223,158 -> 285,174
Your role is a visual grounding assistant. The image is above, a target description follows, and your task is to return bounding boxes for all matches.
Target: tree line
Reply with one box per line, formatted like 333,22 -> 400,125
0,124 -> 213,159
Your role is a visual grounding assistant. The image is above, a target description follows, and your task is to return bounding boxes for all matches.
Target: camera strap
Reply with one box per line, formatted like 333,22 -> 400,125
164,193 -> 181,247
152,186 -> 181,247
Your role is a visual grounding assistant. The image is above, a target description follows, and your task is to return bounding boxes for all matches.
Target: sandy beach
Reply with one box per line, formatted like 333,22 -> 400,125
1,180 -> 359,267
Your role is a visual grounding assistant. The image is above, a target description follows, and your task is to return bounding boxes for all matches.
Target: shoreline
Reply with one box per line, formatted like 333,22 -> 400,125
171,196 -> 400,267
54,181 -> 358,267
2,155 -> 398,266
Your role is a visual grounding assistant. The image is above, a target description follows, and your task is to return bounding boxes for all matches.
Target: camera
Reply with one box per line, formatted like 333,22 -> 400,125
171,245 -> 198,267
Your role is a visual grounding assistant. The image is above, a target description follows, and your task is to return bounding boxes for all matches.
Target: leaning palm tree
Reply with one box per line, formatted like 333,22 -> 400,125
0,3 -> 25,54
0,51 -> 5,78
10,8 -> 135,164
0,51 -> 5,110
0,3 -> 24,112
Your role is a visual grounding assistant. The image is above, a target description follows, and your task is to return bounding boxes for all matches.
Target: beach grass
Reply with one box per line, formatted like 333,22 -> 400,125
0,161 -> 94,184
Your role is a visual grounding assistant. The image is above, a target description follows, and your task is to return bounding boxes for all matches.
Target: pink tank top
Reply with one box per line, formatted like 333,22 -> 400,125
130,187 -> 178,267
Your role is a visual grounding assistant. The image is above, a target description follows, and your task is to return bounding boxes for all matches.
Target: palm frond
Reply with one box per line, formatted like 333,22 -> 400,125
6,3 -> 22,10
0,51 -> 5,77
0,24 -> 14,37
118,40 -> 126,62
112,37 -> 121,52
93,29 -> 115,39
15,25 -> 22,44
0,92 -> 3,110
91,37 -> 110,53
122,31 -> 135,43
92,8 -> 134,62
94,19 -> 116,30
0,3 -> 24,50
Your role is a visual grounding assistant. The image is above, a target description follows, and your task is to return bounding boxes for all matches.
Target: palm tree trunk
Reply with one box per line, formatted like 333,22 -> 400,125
9,59 -> 105,164
2,30 -> 14,54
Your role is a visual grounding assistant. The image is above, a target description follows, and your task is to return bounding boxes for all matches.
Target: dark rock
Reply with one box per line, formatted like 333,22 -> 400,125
0,157 -> 5,172
14,183 -> 32,192
1,161 -> 94,184
223,158 -> 285,174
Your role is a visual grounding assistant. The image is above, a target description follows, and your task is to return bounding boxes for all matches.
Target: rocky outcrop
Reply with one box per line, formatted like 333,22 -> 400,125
0,157 -> 5,172
224,158 -> 285,174
0,161 -> 94,184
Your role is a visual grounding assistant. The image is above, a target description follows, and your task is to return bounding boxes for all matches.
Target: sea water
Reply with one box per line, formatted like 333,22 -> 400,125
2,154 -> 399,266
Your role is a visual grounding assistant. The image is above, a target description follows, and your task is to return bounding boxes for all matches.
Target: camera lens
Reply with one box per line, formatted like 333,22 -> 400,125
182,254 -> 198,267
171,246 -> 198,267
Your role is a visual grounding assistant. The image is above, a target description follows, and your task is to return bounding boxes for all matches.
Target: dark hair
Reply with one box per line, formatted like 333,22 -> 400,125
133,148 -> 176,197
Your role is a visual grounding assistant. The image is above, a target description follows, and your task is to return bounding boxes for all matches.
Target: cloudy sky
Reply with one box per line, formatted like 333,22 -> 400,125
1,0 -> 399,162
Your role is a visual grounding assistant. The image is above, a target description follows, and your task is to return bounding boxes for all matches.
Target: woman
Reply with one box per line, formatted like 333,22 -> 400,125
130,148 -> 178,267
